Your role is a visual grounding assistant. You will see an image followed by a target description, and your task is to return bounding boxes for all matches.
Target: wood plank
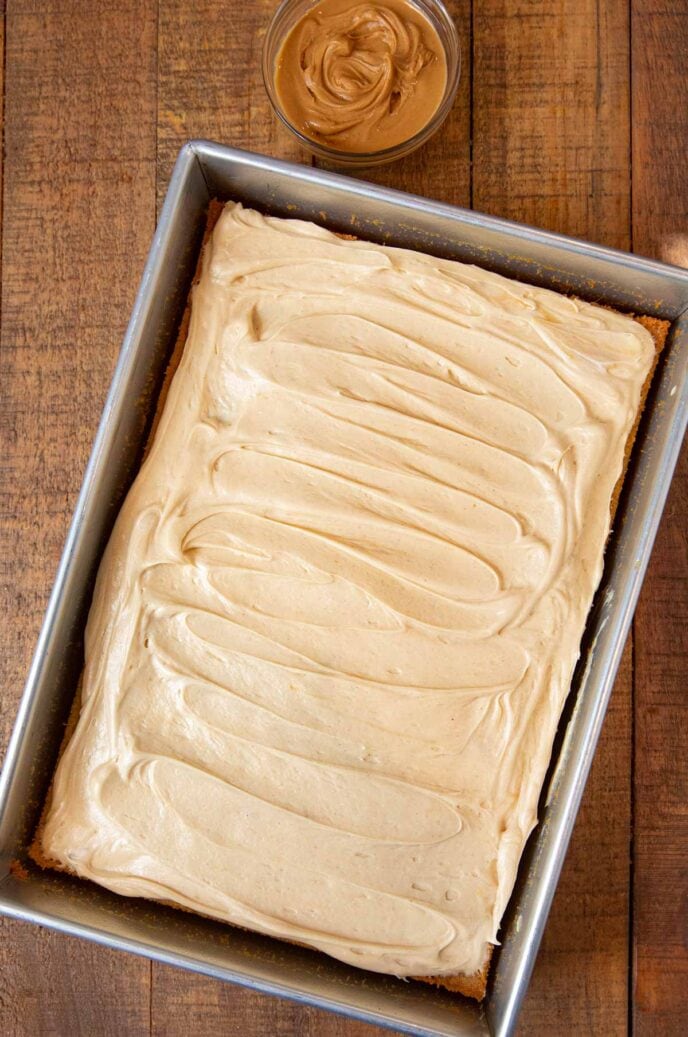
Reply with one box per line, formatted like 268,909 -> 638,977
519,645 -> 633,1036
471,0 -> 634,1032
0,1 -> 157,1033
4,1 -> 681,1034
150,969 -> 399,1037
157,0 -> 304,213
631,9 -> 688,1030
0,924 -> 150,1037
473,0 -> 631,248
631,0 -> 688,264
0,2 -> 4,296
631,445 -> 688,1036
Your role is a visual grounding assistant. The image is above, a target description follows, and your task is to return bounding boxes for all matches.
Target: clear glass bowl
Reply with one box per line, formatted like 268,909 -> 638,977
262,0 -> 461,168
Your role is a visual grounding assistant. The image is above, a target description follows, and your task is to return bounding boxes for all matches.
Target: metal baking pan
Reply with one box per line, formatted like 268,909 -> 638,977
1,141 -> 686,1037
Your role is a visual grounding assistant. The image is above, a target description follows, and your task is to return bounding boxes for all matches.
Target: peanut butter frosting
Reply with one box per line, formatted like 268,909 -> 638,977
42,203 -> 655,981
274,0 -> 447,152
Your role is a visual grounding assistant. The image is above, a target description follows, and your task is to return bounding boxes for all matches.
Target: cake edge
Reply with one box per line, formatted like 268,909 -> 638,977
27,202 -> 670,1002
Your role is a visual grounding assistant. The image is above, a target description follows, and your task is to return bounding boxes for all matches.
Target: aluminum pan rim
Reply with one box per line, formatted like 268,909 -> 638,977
0,140 -> 685,1037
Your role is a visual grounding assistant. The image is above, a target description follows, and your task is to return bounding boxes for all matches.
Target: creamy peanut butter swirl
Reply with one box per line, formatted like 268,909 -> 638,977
43,204 -> 655,979
275,0 -> 447,152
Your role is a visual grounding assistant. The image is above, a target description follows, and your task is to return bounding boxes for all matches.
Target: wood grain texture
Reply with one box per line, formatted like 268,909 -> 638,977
631,7 -> 688,1032
0,926 -> 149,1037
632,447 -> 688,1037
0,0 -> 157,1034
471,1 -> 635,1032
0,0 -> 686,1033
631,0 -> 688,264
157,0 -> 303,213
630,2 -> 688,1028
519,645 -> 633,1037
150,971 -> 399,1037
0,1 -> 4,300
473,0 -> 631,249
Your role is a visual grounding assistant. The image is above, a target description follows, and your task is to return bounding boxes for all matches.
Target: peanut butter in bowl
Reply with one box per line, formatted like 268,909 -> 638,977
263,0 -> 461,166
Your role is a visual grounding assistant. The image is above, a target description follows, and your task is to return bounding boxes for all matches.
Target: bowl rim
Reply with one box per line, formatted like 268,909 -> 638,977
261,0 -> 462,165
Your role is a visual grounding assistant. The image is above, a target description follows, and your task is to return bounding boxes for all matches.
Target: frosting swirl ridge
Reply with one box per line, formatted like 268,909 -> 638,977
42,203 -> 656,982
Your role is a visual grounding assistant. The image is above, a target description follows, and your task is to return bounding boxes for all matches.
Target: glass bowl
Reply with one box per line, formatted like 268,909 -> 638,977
262,0 -> 461,168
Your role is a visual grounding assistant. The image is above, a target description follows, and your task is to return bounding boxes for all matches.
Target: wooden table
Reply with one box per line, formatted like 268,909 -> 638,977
0,2 -> 685,1034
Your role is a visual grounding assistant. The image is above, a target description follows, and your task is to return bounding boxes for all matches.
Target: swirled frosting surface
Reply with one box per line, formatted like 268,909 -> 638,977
274,0 -> 447,152
43,203 -> 655,979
